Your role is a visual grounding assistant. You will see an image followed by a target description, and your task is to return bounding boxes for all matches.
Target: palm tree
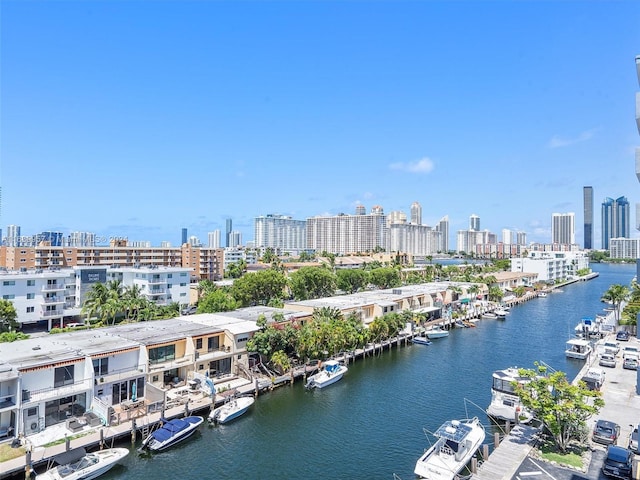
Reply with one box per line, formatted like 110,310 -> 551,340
82,283 -> 110,324
122,284 -> 144,321
602,284 -> 630,324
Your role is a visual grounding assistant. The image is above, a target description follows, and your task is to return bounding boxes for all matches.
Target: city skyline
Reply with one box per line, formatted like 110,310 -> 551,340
2,2 -> 640,248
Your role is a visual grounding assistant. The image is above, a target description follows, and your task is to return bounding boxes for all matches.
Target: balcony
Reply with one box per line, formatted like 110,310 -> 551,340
22,378 -> 93,404
0,392 -> 17,411
42,284 -> 66,292
148,278 -> 166,285
147,288 -> 166,295
96,365 -> 145,385
41,309 -> 63,318
42,296 -> 65,304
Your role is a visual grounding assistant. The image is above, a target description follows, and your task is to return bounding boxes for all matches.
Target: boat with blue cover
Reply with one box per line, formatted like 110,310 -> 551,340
140,416 -> 204,452
305,359 -> 348,389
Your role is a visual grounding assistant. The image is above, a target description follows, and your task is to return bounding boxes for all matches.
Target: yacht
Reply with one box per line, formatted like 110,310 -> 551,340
305,360 -> 348,389
140,416 -> 204,452
37,447 -> 129,480
414,417 -> 485,480
425,326 -> 449,339
486,367 -> 533,424
209,396 -> 255,424
565,338 -> 593,360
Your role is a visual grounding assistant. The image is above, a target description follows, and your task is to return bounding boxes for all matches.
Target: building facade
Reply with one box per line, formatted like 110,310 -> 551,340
551,212 -> 575,246
254,214 -> 306,254
601,196 -> 630,250
583,186 -> 594,249
306,212 -> 387,255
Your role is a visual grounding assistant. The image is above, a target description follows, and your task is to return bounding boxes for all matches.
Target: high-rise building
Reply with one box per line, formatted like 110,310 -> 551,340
6,225 -> 20,247
583,186 -> 593,249
225,219 -> 233,248
387,211 -> 407,226
469,214 -> 480,232
189,236 -> 201,247
410,202 -> 422,225
208,230 -> 221,249
229,230 -> 242,248
181,228 -> 188,246
36,231 -> 64,247
516,231 -> 527,246
68,231 -> 96,247
355,204 -> 366,216
602,196 -> 630,250
501,229 -> 513,245
551,213 -> 575,245
436,216 -> 449,253
306,212 -> 387,255
254,215 -> 305,254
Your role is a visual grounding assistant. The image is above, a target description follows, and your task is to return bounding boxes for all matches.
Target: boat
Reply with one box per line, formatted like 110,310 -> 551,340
208,396 -> 255,424
140,416 -> 204,452
412,336 -> 432,346
574,317 -> 601,338
36,447 -> 129,480
565,338 -> 593,360
305,359 -> 348,389
537,291 -> 548,298
425,326 -> 449,339
494,308 -> 508,318
481,312 -> 498,319
486,367 -> 534,424
414,417 -> 486,480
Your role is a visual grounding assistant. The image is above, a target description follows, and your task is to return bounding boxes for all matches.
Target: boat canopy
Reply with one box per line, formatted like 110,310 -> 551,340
153,418 -> 190,442
434,421 -> 472,443
52,447 -> 86,466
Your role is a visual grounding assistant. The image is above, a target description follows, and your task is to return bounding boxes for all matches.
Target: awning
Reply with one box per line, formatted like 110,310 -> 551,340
413,306 -> 441,314
460,299 -> 470,304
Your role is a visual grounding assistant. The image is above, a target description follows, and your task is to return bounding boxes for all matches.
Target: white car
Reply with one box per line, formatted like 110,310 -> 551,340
599,353 -> 617,368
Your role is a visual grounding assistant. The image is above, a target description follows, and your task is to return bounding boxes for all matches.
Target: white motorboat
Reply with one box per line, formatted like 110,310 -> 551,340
140,416 -> 204,452
412,336 -> 432,346
414,417 -> 486,480
537,291 -> 548,298
37,447 -> 129,480
494,308 -> 508,318
481,312 -> 498,319
425,326 -> 449,339
486,367 -> 534,424
209,396 -> 255,424
565,338 -> 593,360
305,359 -> 348,389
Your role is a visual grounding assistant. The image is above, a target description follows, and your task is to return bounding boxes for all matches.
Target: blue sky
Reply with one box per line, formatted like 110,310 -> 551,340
2,1 -> 640,249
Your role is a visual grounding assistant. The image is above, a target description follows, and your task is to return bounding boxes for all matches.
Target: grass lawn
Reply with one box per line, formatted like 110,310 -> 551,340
0,443 -> 26,462
538,441 -> 586,469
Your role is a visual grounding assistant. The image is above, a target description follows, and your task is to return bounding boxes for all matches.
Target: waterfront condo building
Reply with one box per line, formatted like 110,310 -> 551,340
254,214 -> 306,255
511,251 -> 589,283
410,202 -> 422,225
601,196 -> 630,250
306,210 -> 387,255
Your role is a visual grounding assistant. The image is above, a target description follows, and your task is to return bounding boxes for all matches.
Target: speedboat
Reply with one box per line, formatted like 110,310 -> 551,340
209,396 -> 255,424
412,336 -> 432,346
37,447 -> 129,480
140,416 -> 204,452
305,360 -> 348,389
494,308 -> 508,318
565,338 -> 593,360
537,291 -> 548,298
481,312 -> 498,319
486,367 -> 534,424
425,326 -> 449,339
414,417 -> 485,480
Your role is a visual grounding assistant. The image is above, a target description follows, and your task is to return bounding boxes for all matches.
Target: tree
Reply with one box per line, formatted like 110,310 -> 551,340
231,269 -> 288,307
336,269 -> 369,294
82,283 -> 110,324
514,365 -> 604,453
289,266 -> 337,300
226,260 -> 247,279
488,286 -> 504,303
270,350 -> 291,374
368,267 -> 401,289
198,289 -> 238,313
0,299 -> 18,333
601,284 -> 629,324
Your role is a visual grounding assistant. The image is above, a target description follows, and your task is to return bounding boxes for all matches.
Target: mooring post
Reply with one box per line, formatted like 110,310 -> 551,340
131,419 -> 137,443
505,420 -> 511,434
494,432 -> 500,448
100,428 -> 105,449
470,457 -> 478,473
65,434 -> 70,451
24,450 -> 32,480
482,444 -> 489,460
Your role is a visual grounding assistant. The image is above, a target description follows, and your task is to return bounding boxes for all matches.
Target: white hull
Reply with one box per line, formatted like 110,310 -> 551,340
565,339 -> 592,361
305,361 -> 348,389
37,448 -> 129,480
412,336 -> 432,345
425,328 -> 449,339
209,396 -> 255,424
487,392 -> 532,424
565,349 -> 592,360
141,416 -> 204,452
414,417 -> 485,480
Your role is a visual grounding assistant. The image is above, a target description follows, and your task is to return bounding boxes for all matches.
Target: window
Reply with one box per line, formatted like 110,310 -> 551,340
54,365 -> 75,387
168,274 -> 173,278
2,281 -> 15,286
27,280 -> 35,286
196,338 -> 203,349
180,273 -> 187,277
180,282 -> 187,287
26,307 -> 34,313
237,336 -> 248,343
167,284 -> 172,288
180,293 -> 186,297
27,293 -> 35,299
207,336 -> 220,352
148,344 -> 175,364
92,357 -> 109,376
2,295 -> 15,300
20,259 -> 26,263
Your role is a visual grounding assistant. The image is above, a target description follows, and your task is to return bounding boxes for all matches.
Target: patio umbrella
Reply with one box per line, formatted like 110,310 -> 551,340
131,382 -> 137,402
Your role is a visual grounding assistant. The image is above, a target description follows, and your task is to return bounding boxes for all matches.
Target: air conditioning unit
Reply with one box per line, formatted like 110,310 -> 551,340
26,420 -> 39,434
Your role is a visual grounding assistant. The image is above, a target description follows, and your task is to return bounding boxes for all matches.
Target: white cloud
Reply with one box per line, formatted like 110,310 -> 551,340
547,128 -> 598,148
389,157 -> 435,173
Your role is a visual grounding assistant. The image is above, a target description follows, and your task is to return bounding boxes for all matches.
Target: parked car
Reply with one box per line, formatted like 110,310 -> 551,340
616,330 -> 630,341
599,353 -> 617,368
603,341 -> 620,355
601,444 -> 633,479
181,305 -> 197,315
593,419 -> 621,445
628,424 -> 638,454
623,354 -> 638,370
623,345 -> 639,358
582,367 -> 606,390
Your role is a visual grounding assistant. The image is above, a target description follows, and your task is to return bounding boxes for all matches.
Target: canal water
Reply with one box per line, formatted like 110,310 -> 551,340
103,263 -> 635,480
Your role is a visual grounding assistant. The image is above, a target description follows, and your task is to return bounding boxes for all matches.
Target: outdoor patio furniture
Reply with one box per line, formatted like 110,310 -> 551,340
83,412 -> 102,427
66,418 -> 84,432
